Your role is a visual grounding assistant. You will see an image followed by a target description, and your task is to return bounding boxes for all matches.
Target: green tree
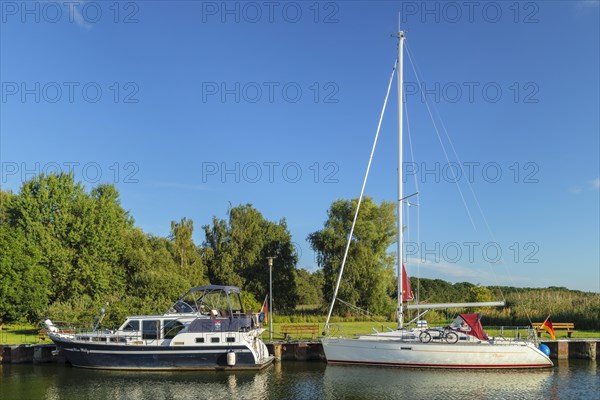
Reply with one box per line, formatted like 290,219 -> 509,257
6,173 -> 133,304
469,285 -> 493,303
122,230 -> 191,316
202,204 -> 299,312
0,203 -> 50,322
203,216 -> 243,287
308,197 -> 397,315
295,268 -> 324,306
169,217 -> 207,286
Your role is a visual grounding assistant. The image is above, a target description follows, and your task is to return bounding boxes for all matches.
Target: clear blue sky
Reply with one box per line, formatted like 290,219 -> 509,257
1,1 -> 598,292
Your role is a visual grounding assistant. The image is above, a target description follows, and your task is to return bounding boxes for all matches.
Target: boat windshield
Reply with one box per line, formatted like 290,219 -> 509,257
450,313 -> 489,340
167,286 -> 244,316
450,316 -> 471,331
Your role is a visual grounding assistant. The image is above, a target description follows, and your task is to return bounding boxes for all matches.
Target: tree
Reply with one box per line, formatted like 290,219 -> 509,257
202,204 -> 299,311
0,190 -> 50,322
308,197 -> 397,315
203,216 -> 243,287
6,173 -> 133,304
295,268 -> 324,306
169,217 -> 207,286
468,285 -> 493,303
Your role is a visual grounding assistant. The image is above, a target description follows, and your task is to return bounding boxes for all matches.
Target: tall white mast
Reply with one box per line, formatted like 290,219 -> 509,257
397,30 -> 405,330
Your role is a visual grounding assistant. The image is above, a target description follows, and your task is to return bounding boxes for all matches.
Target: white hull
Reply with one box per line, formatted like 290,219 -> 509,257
321,337 -> 553,369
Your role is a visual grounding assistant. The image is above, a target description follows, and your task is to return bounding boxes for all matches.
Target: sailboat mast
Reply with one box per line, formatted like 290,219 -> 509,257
397,30 -> 405,330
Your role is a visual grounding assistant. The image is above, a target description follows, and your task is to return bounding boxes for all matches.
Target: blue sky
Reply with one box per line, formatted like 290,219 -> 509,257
1,1 -> 598,292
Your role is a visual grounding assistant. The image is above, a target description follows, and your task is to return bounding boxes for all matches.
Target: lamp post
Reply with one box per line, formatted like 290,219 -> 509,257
266,256 -> 276,340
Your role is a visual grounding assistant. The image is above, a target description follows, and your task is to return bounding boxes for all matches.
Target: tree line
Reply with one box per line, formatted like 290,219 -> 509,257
1,173 -> 598,330
0,173 -> 307,325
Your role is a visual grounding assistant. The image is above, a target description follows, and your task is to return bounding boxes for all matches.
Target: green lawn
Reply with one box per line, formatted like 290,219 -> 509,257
271,321 -> 600,341
0,323 -> 40,345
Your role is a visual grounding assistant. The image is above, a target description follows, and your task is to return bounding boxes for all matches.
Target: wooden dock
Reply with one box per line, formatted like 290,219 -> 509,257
1,340 -> 597,364
265,339 -> 599,362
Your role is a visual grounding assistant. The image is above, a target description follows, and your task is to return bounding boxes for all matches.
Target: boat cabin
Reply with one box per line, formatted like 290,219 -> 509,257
74,285 -> 257,344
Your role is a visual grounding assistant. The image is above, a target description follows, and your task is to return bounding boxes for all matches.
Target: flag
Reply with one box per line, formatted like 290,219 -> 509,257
260,295 -> 269,324
540,315 -> 556,340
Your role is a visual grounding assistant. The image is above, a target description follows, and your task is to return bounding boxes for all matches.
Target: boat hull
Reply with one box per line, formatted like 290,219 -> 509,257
51,336 -> 274,371
321,338 -> 553,369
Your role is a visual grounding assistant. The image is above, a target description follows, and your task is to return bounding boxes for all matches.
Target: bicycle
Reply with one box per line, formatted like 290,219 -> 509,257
418,328 -> 459,344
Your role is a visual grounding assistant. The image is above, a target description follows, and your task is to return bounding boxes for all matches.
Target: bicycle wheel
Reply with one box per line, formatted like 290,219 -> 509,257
419,331 -> 432,343
445,331 -> 459,344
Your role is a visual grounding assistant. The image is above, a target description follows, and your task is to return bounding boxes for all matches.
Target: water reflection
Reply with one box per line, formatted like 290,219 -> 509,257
1,365 -> 272,400
1,360 -> 598,400
323,365 -> 553,400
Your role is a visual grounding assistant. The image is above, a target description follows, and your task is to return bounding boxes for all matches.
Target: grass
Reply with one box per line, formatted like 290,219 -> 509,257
271,321 -> 600,341
1,320 -> 598,345
0,323 -> 40,345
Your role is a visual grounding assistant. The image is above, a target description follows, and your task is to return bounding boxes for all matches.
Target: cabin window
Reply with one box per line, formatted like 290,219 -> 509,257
142,320 -> 160,340
211,337 -> 220,343
195,337 -> 204,343
163,320 -> 185,339
123,320 -> 140,331
226,337 -> 235,343
229,291 -> 244,314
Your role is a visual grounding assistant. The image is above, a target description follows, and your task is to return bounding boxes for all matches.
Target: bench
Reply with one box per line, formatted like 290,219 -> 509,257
38,330 -> 48,341
280,324 -> 319,340
531,322 -> 575,338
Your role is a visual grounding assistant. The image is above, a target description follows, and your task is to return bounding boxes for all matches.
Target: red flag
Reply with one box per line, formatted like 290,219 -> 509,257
402,264 -> 414,301
540,316 -> 556,340
261,295 -> 269,324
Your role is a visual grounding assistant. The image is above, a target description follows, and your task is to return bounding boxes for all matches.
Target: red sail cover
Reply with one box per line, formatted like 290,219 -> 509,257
402,264 -> 414,301
459,313 -> 488,341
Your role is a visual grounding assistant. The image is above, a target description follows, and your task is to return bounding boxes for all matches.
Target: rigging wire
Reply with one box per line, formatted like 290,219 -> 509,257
323,59 -> 398,333
337,298 -> 394,330
404,86 -> 422,307
404,41 -> 478,232
404,40 -> 534,324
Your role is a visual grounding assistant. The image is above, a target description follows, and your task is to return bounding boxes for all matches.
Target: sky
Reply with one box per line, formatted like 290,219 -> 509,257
1,1 -> 599,292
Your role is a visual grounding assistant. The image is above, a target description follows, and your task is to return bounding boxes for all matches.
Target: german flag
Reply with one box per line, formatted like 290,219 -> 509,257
540,316 -> 556,340
261,295 -> 269,324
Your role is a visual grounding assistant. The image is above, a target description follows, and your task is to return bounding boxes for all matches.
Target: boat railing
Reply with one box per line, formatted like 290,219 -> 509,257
323,323 -> 343,338
484,325 -> 539,344
43,320 -> 112,335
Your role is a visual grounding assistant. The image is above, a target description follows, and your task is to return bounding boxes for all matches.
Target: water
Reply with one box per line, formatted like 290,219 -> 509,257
1,360 -> 598,400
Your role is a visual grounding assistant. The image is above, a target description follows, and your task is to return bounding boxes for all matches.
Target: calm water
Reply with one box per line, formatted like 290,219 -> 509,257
1,360 -> 598,400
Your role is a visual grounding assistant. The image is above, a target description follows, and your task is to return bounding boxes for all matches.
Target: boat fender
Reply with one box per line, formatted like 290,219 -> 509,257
227,350 -> 236,366
538,344 -> 551,357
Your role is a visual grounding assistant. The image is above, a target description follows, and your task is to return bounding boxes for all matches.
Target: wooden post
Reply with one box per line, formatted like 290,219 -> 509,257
557,341 -> 569,360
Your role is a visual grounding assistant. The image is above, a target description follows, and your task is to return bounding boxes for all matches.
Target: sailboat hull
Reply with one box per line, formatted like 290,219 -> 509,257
321,337 -> 553,369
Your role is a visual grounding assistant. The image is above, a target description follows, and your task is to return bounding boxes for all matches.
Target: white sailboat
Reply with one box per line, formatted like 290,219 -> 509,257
320,30 -> 553,369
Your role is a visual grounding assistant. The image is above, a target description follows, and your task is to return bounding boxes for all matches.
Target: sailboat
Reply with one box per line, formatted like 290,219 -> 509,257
320,30 -> 553,369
